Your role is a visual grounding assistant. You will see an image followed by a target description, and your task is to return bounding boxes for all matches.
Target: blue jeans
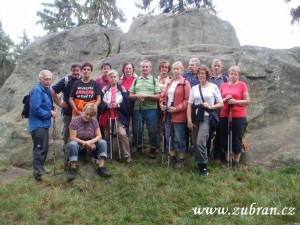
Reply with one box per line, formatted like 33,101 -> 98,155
192,116 -> 210,164
132,109 -> 158,148
68,140 -> 108,161
61,114 -> 72,147
31,128 -> 49,176
164,112 -> 186,153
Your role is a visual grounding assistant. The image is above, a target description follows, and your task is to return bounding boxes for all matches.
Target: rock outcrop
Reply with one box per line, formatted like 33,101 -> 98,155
0,8 -> 299,169
0,51 -> 15,88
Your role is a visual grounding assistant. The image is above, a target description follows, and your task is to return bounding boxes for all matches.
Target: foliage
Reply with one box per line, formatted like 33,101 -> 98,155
136,0 -> 216,15
284,0 -> 300,24
0,155 -> 299,224
10,31 -> 31,62
0,21 -> 14,53
0,22 -> 31,62
36,0 -> 126,33
36,0 -> 77,33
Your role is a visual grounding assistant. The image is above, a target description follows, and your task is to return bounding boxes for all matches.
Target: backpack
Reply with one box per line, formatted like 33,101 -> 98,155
21,92 -> 31,118
21,86 -> 53,118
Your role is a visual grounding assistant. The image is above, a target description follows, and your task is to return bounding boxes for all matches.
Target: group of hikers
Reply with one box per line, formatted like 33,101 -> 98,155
28,57 -> 250,182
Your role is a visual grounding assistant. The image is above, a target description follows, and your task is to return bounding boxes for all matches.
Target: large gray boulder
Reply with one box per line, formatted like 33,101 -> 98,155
121,8 -> 240,54
0,9 -> 299,169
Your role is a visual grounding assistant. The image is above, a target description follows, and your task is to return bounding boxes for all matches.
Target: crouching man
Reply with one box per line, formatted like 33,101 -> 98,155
67,103 -> 111,181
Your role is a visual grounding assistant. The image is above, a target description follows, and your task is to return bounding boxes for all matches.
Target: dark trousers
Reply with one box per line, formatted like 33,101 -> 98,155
31,128 -> 49,176
207,123 -> 223,160
220,117 -> 247,154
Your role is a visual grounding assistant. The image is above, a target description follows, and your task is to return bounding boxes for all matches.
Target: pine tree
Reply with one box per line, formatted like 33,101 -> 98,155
11,31 -> 31,62
136,0 -> 216,14
36,0 -> 77,33
284,0 -> 300,24
0,21 -> 14,53
36,0 -> 126,33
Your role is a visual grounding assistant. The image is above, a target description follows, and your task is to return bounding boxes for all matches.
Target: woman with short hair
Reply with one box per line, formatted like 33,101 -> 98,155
67,103 -> 111,182
220,66 -> 250,169
187,65 -> 223,176
160,61 -> 191,168
98,70 -> 132,163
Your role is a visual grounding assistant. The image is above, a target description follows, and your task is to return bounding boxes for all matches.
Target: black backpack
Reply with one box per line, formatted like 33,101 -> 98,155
21,92 -> 31,118
21,86 -> 52,118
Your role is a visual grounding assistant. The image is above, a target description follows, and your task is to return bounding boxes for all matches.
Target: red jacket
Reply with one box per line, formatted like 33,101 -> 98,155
160,77 -> 191,123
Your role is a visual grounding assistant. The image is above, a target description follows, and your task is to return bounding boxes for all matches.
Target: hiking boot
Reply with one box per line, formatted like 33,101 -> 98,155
67,168 -> 77,182
232,161 -> 240,170
126,156 -> 132,163
97,167 -> 112,177
34,174 -> 43,182
198,164 -> 209,176
149,148 -> 157,159
174,159 -> 185,169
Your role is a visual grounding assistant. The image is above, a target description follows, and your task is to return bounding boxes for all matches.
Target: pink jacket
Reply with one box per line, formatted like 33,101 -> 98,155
160,77 -> 191,123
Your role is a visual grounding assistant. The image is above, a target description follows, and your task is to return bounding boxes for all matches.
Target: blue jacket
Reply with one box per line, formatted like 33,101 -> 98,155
183,71 -> 200,87
28,82 -> 53,133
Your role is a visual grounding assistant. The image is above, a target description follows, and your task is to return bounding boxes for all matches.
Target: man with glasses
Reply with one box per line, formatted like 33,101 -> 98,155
29,70 -> 58,181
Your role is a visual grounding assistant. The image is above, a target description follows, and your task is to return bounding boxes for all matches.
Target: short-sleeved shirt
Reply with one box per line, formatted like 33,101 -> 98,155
129,75 -> 161,110
69,116 -> 99,140
52,75 -> 82,116
70,79 -> 101,102
70,79 -> 101,115
220,81 -> 248,118
188,83 -> 222,116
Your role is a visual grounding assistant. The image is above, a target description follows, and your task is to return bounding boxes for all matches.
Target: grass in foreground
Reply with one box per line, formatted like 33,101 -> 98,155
0,154 -> 299,225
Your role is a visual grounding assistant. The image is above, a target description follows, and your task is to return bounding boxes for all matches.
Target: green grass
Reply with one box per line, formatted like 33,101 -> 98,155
0,155 -> 299,225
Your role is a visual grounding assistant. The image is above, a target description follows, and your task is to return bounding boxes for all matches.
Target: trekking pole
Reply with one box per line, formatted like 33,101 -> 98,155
161,119 -> 165,167
52,111 -> 56,175
109,110 -> 113,163
113,109 -> 121,160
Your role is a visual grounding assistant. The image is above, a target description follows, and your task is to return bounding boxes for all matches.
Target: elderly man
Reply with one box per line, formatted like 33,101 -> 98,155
67,103 -> 111,181
129,60 -> 161,158
208,59 -> 229,163
29,70 -> 58,181
183,57 -> 201,87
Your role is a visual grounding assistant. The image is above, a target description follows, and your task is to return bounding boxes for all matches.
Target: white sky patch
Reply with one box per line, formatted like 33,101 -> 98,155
0,0 -> 299,49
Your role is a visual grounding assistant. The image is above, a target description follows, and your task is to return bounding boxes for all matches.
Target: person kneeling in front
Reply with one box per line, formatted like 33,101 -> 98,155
67,103 -> 111,181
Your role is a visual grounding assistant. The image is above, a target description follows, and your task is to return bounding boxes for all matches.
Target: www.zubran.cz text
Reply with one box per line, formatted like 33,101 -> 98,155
192,203 -> 295,216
